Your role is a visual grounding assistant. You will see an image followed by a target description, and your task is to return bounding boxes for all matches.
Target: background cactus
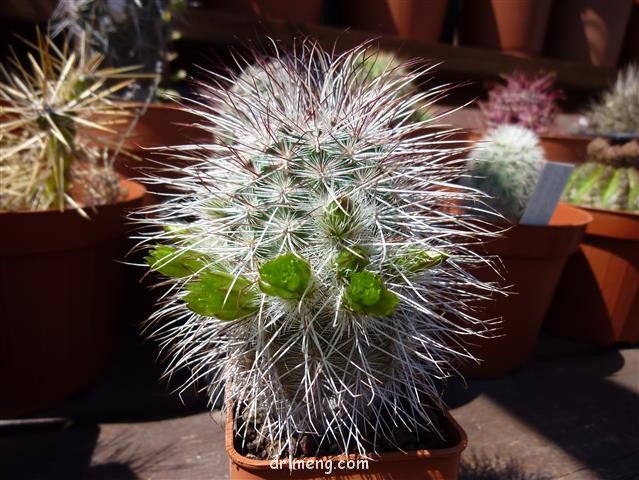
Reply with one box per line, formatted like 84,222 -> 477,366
0,31 -> 139,211
136,41 -> 501,458
480,70 -> 562,134
563,138 -> 639,212
581,64 -> 639,135
52,0 -> 186,101
460,125 -> 546,223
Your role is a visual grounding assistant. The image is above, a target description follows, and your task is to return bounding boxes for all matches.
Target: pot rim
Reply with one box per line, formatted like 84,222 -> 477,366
579,204 -> 639,241
483,203 -> 592,257
467,129 -> 592,142
225,408 -> 468,471
0,178 -> 145,216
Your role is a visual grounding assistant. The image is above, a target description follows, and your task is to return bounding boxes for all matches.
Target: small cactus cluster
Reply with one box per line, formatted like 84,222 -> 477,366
563,138 -> 639,212
461,125 -> 546,223
480,70 -> 562,134
136,41 -> 501,458
582,64 -> 639,135
0,31 -> 138,211
52,0 -> 186,101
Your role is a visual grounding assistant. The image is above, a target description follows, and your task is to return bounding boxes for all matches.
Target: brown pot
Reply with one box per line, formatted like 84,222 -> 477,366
0,179 -> 146,417
95,103 -> 208,195
341,0 -> 448,43
545,207 -> 639,345
226,409 -> 467,480
201,0 -> 324,23
467,131 -> 590,164
458,0 -> 553,56
457,203 -> 592,378
544,0 -> 634,67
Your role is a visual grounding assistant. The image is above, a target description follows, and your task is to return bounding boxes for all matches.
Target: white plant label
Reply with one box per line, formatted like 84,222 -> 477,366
520,161 -> 575,226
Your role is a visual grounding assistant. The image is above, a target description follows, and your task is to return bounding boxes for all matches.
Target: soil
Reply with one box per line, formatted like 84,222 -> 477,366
234,404 -> 454,460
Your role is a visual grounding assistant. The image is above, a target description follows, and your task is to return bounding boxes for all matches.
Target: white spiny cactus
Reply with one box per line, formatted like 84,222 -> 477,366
135,40 -> 501,459
461,125 -> 545,223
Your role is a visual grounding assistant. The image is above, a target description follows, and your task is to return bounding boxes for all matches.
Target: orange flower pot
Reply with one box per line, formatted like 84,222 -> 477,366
226,409 -> 467,480
341,0 -> 448,43
0,179 -> 145,417
458,0 -> 553,56
546,207 -> 639,345
457,204 -> 592,378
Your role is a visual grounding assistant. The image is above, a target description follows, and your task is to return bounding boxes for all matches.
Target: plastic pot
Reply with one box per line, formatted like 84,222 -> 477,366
544,0 -> 633,67
226,409 -> 467,480
458,0 -> 553,56
545,207 -> 639,345
0,179 -> 146,417
341,0 -> 448,43
457,203 -> 592,378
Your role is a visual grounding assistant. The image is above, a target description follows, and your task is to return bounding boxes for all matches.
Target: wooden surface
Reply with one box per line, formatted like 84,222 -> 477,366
175,10 -> 616,92
1,335 -> 637,479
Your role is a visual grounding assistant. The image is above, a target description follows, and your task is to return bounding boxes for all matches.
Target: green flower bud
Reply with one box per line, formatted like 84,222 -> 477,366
145,245 -> 209,278
344,271 -> 399,316
335,246 -> 369,278
395,248 -> 449,273
259,253 -> 312,299
184,271 -> 258,320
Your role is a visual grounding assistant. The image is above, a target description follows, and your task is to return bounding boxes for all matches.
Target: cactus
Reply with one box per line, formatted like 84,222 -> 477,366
461,125 -> 546,223
563,138 -> 639,212
136,40 -> 501,458
480,70 -> 562,134
582,64 -> 639,135
52,0 -> 186,101
0,31 -> 139,211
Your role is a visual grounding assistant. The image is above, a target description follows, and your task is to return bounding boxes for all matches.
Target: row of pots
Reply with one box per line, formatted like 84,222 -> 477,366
198,0 -> 639,66
455,131 -> 638,378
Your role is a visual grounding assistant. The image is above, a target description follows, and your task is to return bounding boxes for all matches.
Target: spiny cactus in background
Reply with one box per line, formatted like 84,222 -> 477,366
52,0 -> 187,101
480,70 -> 562,134
135,40 -> 502,458
563,138 -> 639,212
355,50 -> 434,123
582,64 -> 639,135
461,125 -> 546,223
0,31 -> 138,211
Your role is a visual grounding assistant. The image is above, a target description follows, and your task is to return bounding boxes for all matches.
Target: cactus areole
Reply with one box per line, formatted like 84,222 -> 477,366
136,41 -> 501,460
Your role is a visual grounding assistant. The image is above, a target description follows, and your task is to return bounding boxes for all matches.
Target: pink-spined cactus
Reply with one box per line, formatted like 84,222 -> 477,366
480,71 -> 563,134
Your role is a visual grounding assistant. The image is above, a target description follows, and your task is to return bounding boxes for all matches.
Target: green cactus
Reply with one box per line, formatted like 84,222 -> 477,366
461,125 -> 545,223
582,64 -> 639,135
563,138 -> 639,212
136,40 -> 502,458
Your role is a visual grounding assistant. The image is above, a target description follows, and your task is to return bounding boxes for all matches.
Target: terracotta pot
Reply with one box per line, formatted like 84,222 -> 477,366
545,207 -> 639,345
88,103 -> 208,195
341,0 -> 448,43
457,203 -> 592,378
467,131 -> 590,164
201,0 -> 324,23
544,0 -> 633,67
458,0 -> 553,56
538,134 -> 590,164
226,409 -> 467,480
0,179 -> 146,417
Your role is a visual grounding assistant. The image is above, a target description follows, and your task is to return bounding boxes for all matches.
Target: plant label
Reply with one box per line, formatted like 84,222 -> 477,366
520,161 -> 575,226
